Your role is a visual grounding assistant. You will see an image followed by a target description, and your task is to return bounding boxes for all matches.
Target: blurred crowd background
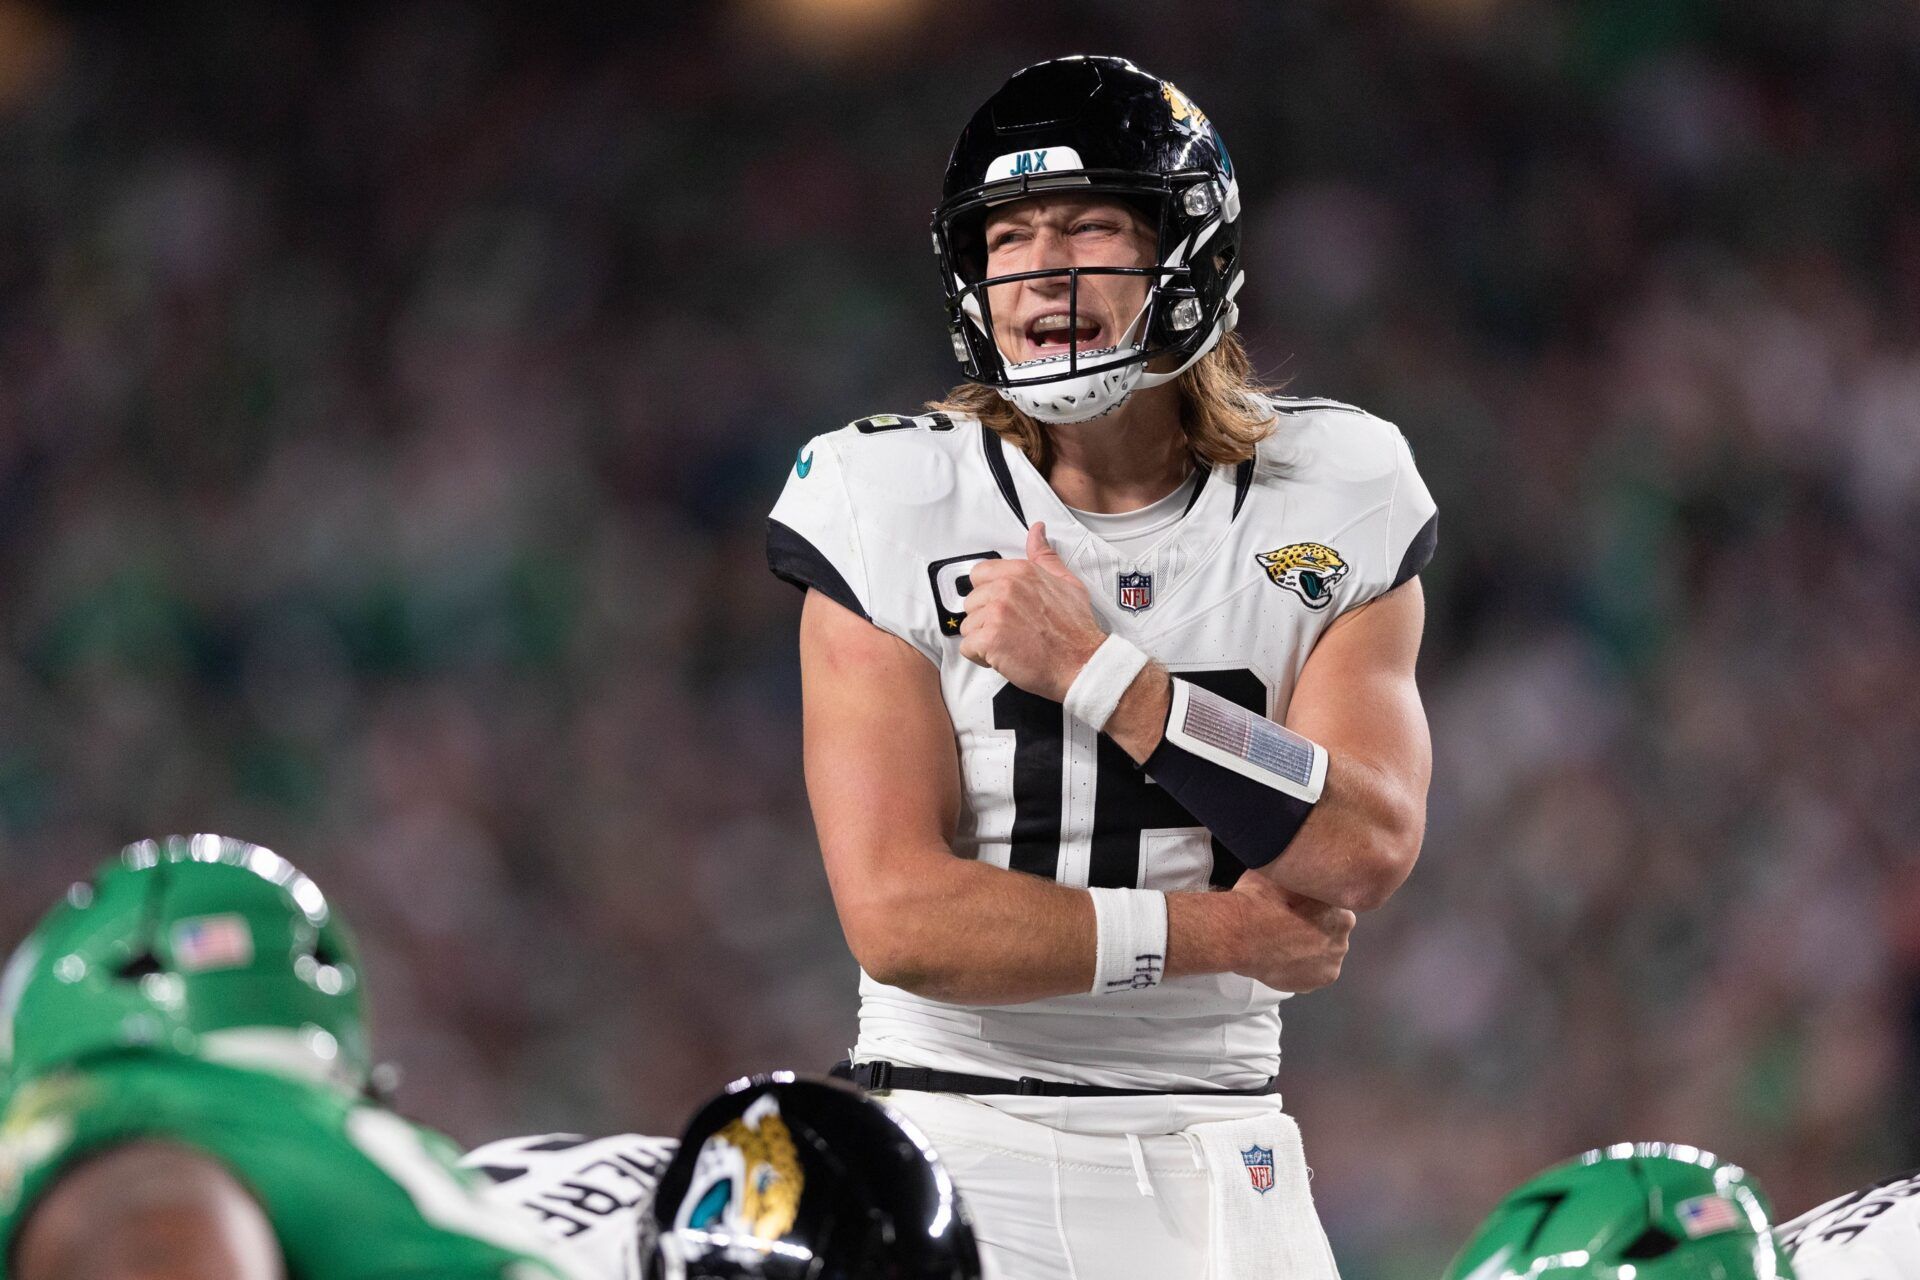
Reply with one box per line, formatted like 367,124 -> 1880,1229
2,0 -> 1917,1273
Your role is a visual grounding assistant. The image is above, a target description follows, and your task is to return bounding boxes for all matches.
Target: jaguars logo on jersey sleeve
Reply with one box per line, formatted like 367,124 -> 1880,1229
1254,542 -> 1349,611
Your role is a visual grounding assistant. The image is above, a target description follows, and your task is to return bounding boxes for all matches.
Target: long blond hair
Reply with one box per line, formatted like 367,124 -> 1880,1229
925,331 -> 1278,474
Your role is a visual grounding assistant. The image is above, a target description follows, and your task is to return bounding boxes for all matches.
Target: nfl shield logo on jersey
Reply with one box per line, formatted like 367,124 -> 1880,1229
1241,1145 -> 1275,1194
1117,571 -> 1153,613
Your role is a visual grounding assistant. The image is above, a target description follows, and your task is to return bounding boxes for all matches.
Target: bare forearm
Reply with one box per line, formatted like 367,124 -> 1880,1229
1164,889 -> 1250,978
839,854 -> 1093,1003
839,852 -> 1259,1005
1248,750 -> 1424,909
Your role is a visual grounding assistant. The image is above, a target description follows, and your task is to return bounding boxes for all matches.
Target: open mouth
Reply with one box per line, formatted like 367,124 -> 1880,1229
1025,312 -> 1103,359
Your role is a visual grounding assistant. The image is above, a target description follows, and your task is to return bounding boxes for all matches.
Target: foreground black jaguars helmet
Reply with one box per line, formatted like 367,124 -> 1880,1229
933,55 -> 1244,424
645,1075 -> 981,1280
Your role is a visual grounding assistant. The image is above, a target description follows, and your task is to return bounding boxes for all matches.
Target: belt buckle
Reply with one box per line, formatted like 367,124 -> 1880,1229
1017,1075 -> 1047,1096
862,1061 -> 894,1091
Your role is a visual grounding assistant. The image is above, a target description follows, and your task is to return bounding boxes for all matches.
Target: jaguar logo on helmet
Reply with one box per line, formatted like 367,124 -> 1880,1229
678,1095 -> 805,1251
1161,81 -> 1208,129
1255,543 -> 1349,610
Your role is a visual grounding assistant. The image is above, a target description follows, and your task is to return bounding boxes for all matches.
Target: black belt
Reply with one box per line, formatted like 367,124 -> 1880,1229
831,1059 -> 1277,1099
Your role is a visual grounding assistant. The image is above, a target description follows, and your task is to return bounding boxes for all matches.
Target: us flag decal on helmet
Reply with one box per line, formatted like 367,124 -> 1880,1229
1677,1194 -> 1743,1238
171,914 -> 255,972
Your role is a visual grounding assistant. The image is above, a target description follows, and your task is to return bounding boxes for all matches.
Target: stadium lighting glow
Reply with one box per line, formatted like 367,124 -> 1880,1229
751,0 -> 924,50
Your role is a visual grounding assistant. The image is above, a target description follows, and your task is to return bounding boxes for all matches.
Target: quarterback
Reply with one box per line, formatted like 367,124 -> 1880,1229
766,56 -> 1436,1279
0,835 -> 581,1280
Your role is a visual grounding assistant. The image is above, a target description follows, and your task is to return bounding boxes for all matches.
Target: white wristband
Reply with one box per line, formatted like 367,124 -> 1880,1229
1063,634 -> 1152,732
1088,887 -> 1168,995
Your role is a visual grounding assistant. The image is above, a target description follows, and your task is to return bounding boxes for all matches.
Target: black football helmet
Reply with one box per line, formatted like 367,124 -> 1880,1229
933,55 -> 1244,423
645,1075 -> 982,1280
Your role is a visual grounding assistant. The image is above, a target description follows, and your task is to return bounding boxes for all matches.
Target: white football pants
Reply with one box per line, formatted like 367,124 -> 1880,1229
879,1090 -> 1341,1280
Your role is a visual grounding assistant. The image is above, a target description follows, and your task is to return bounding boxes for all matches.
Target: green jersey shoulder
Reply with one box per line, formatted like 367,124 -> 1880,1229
0,1054 -> 578,1280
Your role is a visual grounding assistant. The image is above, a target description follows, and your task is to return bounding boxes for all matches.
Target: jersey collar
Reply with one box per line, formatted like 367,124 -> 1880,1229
978,422 -> 1254,569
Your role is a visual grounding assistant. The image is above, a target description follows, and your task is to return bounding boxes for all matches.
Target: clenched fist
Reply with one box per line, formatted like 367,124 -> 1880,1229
1226,873 -> 1355,993
959,522 -> 1107,703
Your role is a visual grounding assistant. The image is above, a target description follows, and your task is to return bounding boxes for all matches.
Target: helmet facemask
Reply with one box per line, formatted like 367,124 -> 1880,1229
935,171 -> 1241,425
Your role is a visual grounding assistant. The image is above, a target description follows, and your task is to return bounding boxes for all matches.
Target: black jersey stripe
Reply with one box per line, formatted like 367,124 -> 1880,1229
1390,511 -> 1438,589
1231,458 -> 1255,519
473,1164 -> 527,1184
521,1134 -> 592,1152
1269,397 -> 1367,415
767,519 -> 871,621
1181,465 -> 1211,516
980,427 -> 1028,528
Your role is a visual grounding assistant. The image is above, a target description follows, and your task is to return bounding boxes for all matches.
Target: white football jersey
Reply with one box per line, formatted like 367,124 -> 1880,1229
463,1133 -> 677,1280
1777,1169 -> 1920,1279
768,398 -> 1438,1090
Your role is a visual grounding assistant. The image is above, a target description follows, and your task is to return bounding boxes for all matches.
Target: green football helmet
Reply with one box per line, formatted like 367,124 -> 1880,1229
1444,1143 -> 1795,1280
0,835 -> 369,1093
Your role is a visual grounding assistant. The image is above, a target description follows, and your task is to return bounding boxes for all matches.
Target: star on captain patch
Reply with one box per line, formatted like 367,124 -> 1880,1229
1117,570 -> 1153,614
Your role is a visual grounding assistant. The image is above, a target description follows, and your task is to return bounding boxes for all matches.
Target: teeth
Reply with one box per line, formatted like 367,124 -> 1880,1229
1029,314 -> 1099,343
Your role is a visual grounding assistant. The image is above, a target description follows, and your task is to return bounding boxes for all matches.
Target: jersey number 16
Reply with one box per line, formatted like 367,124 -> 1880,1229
991,667 -> 1264,891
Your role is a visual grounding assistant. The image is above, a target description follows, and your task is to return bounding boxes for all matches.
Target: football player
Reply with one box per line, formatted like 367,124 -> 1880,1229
765,54 -> 1436,1279
1444,1142 -> 1920,1279
0,834 -> 584,1280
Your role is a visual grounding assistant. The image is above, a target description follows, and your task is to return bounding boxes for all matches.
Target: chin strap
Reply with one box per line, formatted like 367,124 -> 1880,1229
1132,315 -> 1229,391
989,281 -> 1240,424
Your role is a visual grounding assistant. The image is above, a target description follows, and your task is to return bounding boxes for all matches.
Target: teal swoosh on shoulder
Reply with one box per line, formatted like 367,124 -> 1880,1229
795,449 -> 814,478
